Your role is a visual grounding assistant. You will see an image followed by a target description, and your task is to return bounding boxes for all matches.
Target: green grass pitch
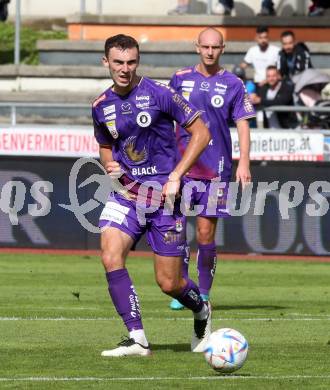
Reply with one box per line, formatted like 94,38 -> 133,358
0,253 -> 329,389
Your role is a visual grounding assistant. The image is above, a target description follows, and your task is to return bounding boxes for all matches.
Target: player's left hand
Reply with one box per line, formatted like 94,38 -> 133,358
162,171 -> 181,205
236,161 -> 251,189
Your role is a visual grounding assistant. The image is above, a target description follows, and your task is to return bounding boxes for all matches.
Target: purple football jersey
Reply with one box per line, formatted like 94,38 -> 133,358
92,77 -> 200,185
170,67 -> 256,181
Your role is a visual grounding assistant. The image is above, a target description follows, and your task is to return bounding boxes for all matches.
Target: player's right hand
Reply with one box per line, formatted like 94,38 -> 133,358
104,161 -> 122,177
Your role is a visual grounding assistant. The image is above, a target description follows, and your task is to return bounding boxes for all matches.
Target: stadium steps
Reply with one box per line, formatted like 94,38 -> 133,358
0,63 -> 264,94
67,14 -> 330,42
37,40 -> 330,69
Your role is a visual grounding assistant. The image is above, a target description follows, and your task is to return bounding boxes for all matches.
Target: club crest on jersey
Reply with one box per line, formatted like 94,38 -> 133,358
136,111 -> 152,127
200,81 -> 210,91
175,219 -> 183,233
105,120 -> 119,139
211,95 -> 224,108
123,136 -> 148,164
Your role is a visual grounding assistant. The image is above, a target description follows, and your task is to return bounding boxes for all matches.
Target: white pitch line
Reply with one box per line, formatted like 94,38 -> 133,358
0,317 -> 329,321
0,375 -> 330,382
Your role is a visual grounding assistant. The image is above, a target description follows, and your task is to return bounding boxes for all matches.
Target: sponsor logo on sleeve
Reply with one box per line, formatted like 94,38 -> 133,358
243,93 -> 254,113
172,93 -> 193,115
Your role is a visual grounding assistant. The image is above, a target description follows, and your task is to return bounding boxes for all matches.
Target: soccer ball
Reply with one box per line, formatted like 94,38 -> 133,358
204,328 -> 248,373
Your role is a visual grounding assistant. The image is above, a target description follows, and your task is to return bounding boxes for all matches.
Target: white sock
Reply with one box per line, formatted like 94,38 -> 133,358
194,303 -> 209,320
129,329 -> 148,347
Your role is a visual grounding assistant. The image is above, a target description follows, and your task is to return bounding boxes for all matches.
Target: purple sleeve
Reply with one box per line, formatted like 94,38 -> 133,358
92,107 -> 112,146
156,83 -> 200,128
169,74 -> 178,91
231,80 -> 256,122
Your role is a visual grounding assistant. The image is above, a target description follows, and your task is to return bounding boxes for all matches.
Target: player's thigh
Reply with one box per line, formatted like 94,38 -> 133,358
153,254 -> 185,294
101,227 -> 134,271
196,216 -> 218,244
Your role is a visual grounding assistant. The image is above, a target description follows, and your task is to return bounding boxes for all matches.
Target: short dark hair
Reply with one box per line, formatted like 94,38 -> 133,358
266,65 -> 278,72
104,34 -> 139,57
281,30 -> 295,39
256,26 -> 268,34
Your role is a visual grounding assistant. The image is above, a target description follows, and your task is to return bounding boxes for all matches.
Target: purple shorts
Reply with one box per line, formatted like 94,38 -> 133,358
182,177 -> 230,218
99,193 -> 186,257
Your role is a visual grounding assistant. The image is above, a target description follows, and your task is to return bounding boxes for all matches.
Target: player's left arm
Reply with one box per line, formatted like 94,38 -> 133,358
236,119 -> 251,188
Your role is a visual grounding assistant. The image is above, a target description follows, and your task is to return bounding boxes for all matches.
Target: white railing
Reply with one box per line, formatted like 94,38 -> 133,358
0,102 -> 329,126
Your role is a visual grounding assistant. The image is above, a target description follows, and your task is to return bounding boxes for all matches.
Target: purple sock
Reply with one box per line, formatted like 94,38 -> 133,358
197,242 -> 217,296
106,269 -> 143,332
182,244 -> 190,280
174,278 -> 203,313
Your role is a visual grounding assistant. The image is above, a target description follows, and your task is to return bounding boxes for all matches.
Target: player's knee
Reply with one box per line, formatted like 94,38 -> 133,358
101,249 -> 124,272
157,277 -> 181,296
196,227 -> 214,244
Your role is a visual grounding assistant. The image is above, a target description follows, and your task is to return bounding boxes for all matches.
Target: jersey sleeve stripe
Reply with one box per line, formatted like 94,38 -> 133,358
184,110 -> 202,128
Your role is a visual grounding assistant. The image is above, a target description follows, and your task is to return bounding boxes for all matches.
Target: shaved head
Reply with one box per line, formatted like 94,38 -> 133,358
196,28 -> 225,73
197,28 -> 224,46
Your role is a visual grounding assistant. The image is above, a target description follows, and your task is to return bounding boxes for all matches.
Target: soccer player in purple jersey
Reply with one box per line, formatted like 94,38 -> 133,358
169,28 -> 255,310
92,34 -> 212,357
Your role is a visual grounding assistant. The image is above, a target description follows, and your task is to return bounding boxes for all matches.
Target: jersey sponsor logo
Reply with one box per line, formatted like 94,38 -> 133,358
214,83 -> 227,94
105,120 -> 119,139
211,94 -> 224,108
92,93 -> 106,108
172,93 -> 193,115
136,95 -> 150,101
104,113 -> 116,121
103,104 -> 115,116
131,166 -> 157,176
182,91 -> 190,101
136,111 -> 152,127
216,82 -> 227,89
182,87 -> 193,92
121,102 -> 132,114
214,87 -> 227,94
182,80 -> 195,87
123,136 -> 148,164
136,93 -> 151,108
200,81 -> 210,91
136,102 -> 150,109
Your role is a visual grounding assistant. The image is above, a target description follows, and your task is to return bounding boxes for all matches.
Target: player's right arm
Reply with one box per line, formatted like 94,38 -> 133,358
99,145 -> 121,176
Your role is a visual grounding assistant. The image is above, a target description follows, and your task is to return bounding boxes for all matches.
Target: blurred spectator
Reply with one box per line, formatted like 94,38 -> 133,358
250,65 -> 298,129
213,0 -> 276,15
277,31 -> 313,80
0,0 -> 10,22
240,26 -> 280,87
168,0 -> 190,15
308,0 -> 330,16
232,65 -> 257,128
